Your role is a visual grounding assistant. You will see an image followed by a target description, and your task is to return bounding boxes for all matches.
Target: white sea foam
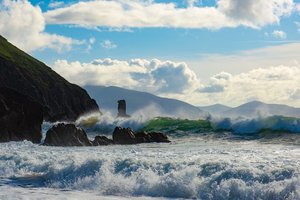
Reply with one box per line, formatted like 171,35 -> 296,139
1,138 -> 300,199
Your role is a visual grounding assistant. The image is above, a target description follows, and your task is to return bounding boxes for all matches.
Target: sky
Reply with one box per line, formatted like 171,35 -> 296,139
1,0 -> 300,107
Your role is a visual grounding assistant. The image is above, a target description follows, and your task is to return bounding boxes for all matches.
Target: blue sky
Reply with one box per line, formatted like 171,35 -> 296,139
1,0 -> 300,106
31,0 -> 300,63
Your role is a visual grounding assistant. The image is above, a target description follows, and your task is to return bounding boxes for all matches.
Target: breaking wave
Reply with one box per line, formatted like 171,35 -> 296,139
0,141 -> 300,199
68,113 -> 300,139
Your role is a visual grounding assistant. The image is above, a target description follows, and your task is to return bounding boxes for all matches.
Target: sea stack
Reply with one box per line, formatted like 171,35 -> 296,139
117,100 -> 130,118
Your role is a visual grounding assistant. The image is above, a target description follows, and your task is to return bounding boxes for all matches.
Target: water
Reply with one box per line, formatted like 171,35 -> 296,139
1,135 -> 300,199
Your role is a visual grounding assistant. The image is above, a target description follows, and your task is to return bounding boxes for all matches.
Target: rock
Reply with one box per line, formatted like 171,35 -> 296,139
134,131 -> 152,143
113,126 -> 171,144
148,132 -> 171,143
135,131 -> 171,143
117,100 -> 130,118
0,35 -> 99,122
112,127 -> 136,144
92,135 -> 114,146
0,87 -> 43,143
43,123 -> 92,146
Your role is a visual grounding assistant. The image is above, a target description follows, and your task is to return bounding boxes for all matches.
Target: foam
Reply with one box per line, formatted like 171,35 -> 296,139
1,139 -> 300,199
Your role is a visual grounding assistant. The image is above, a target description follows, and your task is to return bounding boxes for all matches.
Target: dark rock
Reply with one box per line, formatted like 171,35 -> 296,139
112,127 -> 136,144
113,126 -> 171,144
92,135 -> 113,146
135,131 -> 152,143
43,123 -> 92,146
0,87 -> 43,143
148,132 -> 171,143
135,131 -> 170,143
117,100 -> 130,118
0,35 -> 99,122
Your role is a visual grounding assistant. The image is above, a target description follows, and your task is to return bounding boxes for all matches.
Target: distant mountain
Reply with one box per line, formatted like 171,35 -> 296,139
84,85 -> 206,119
199,104 -> 232,115
0,35 -> 99,121
224,101 -> 300,118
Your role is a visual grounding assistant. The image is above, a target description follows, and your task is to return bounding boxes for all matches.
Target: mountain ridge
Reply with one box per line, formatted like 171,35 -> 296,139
84,85 -> 206,119
200,101 -> 300,118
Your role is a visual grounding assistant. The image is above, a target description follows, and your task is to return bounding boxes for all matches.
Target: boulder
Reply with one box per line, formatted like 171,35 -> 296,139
92,135 -> 114,146
0,87 -> 43,143
112,127 -> 136,144
43,123 -> 92,146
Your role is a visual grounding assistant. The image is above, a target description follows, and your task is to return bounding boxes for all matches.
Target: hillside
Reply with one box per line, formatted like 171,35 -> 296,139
0,35 -> 99,121
84,85 -> 206,119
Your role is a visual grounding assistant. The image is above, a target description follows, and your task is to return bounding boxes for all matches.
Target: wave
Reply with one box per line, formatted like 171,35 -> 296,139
140,116 -> 300,137
214,116 -> 300,135
43,113 -> 300,141
0,141 -> 299,199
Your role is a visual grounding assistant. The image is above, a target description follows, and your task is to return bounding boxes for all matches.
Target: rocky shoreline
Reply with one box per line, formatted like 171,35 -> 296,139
43,123 -> 170,146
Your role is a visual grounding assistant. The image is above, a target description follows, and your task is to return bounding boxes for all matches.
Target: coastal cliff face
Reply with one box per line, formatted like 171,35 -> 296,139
0,36 -> 99,122
0,87 -> 43,143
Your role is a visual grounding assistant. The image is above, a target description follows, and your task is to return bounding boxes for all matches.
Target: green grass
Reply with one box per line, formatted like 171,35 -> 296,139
0,35 -> 64,88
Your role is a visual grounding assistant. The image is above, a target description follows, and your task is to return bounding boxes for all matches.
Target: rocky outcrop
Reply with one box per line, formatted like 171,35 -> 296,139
43,123 -> 92,146
43,124 -> 170,146
113,127 -> 136,144
0,87 -> 43,143
135,131 -> 171,143
147,132 -> 171,143
0,35 -> 99,122
92,136 -> 114,146
117,100 -> 130,118
113,126 -> 171,144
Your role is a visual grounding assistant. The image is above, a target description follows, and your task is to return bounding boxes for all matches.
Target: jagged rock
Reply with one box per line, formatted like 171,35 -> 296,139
0,35 -> 99,122
92,135 -> 114,146
135,131 -> 152,143
147,132 -> 171,143
117,100 -> 130,118
112,127 -> 136,144
43,123 -> 92,146
113,126 -> 171,144
0,87 -> 43,143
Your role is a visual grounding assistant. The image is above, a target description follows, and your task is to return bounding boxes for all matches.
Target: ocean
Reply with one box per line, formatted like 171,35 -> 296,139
1,115 -> 300,199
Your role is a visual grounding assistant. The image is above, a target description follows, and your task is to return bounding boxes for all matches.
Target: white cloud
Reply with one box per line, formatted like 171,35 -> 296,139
191,65 -> 300,107
48,1 -> 64,9
52,58 -> 201,94
52,57 -> 300,107
44,0 -> 295,29
272,30 -> 287,39
100,40 -> 117,49
0,0 -> 78,52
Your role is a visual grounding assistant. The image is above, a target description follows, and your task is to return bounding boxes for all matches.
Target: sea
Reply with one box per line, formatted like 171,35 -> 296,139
1,112 -> 300,200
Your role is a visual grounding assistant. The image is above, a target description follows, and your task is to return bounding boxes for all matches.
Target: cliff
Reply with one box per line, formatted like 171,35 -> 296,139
0,35 -> 99,122
0,87 -> 43,143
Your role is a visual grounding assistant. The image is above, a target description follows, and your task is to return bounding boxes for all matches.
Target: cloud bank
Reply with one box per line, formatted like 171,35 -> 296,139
0,0 -> 78,52
52,58 -> 200,94
45,0 -> 294,29
52,58 -> 300,107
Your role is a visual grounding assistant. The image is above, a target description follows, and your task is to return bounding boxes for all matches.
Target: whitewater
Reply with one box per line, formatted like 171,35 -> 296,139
1,112 -> 300,199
